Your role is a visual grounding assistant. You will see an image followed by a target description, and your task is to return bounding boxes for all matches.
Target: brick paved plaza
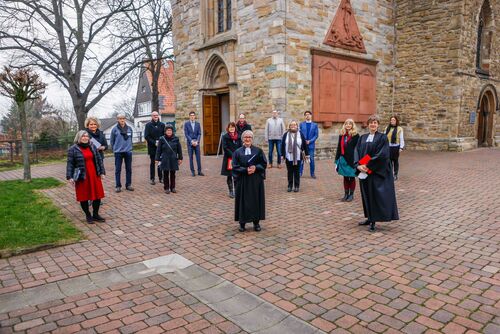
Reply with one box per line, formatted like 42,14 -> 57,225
0,149 -> 499,333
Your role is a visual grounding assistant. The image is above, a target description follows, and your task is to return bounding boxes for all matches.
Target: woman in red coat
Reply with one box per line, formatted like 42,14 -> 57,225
66,130 -> 106,224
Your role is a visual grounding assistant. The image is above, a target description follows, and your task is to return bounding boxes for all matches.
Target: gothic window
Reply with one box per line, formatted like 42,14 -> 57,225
217,0 -> 224,33
226,0 -> 232,31
476,0 -> 494,75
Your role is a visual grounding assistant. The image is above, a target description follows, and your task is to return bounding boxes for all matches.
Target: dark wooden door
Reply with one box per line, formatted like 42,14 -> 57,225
203,95 -> 221,155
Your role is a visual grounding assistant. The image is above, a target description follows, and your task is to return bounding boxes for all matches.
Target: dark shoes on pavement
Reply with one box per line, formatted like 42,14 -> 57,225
239,222 -> 246,232
198,172 -> 205,176
85,215 -> 94,224
359,220 -> 376,231
171,189 -> 177,193
115,187 -> 121,193
164,189 -> 170,194
191,172 -> 196,177
126,186 -> 134,191
359,220 -> 370,226
293,187 -> 299,192
287,186 -> 292,192
150,179 -> 155,185
253,222 -> 261,232
93,215 -> 106,222
311,175 -> 317,179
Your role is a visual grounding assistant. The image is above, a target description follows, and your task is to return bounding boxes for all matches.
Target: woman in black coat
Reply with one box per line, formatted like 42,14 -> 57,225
354,115 -> 399,232
335,119 -> 360,202
155,124 -> 183,194
281,120 -> 309,193
221,122 -> 242,198
85,117 -> 108,160
232,130 -> 267,232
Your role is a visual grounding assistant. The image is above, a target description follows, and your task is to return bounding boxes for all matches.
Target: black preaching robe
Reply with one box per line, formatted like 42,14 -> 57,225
354,131 -> 399,222
232,145 -> 267,222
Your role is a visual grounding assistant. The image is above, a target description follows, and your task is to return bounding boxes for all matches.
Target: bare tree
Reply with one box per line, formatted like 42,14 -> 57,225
111,97 -> 135,121
0,67 -> 46,181
0,0 -> 158,129
123,0 -> 174,112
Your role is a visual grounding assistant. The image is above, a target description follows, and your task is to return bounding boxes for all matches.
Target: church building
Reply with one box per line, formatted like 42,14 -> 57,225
171,0 -> 498,154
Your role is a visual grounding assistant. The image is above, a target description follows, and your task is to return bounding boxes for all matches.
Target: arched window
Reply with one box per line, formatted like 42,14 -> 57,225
476,0 -> 494,75
202,0 -> 232,38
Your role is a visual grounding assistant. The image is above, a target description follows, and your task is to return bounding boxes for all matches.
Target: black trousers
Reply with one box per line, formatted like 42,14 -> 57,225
286,160 -> 301,188
389,146 -> 400,176
149,154 -> 162,181
163,170 -> 176,190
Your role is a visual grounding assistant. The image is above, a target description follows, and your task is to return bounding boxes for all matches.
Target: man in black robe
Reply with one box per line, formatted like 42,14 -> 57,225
354,115 -> 399,232
232,130 -> 267,232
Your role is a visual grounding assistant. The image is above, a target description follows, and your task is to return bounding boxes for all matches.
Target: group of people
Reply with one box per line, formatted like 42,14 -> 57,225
66,110 -> 404,231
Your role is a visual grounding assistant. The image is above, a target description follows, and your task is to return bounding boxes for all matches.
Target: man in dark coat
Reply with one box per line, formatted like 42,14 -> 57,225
236,113 -> 252,138
144,111 -> 165,185
354,115 -> 399,232
232,130 -> 267,232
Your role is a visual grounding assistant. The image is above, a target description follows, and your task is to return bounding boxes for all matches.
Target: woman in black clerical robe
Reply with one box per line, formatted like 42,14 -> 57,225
232,130 -> 267,232
354,115 -> 399,232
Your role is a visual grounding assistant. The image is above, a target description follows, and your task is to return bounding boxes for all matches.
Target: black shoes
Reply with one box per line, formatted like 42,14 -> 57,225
171,189 -> 177,193
115,187 -> 122,193
85,215 -> 94,224
293,187 -> 299,192
341,190 -> 349,201
198,172 -> 205,176
150,180 -> 155,185
287,186 -> 292,192
394,174 -> 398,181
229,191 -> 235,198
126,186 -> 134,191
253,222 -> 261,232
359,220 -> 376,231
165,189 -> 170,194
358,220 -> 370,226
311,175 -> 317,179
346,190 -> 354,202
238,222 -> 246,232
92,215 -> 106,222
370,221 -> 376,232
191,172 -> 196,177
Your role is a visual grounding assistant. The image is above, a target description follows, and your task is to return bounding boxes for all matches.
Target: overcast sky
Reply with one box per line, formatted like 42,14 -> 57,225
0,58 -> 138,119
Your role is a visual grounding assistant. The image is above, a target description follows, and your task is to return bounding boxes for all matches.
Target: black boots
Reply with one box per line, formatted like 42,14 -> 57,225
341,190 -> 354,202
359,220 -> 376,232
239,222 -> 246,232
287,186 -> 292,192
227,180 -> 235,198
370,221 -> 376,232
341,190 -> 349,201
253,221 -> 261,231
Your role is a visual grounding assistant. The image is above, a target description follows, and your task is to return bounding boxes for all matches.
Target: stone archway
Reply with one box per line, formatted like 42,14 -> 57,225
477,85 -> 497,147
201,54 -> 231,155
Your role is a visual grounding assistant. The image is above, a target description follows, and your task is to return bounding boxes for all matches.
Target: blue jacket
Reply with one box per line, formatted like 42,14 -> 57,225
184,121 -> 201,144
299,121 -> 319,148
110,124 -> 133,153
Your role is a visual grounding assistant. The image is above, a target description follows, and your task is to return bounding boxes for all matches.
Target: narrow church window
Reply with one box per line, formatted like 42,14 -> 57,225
226,0 -> 232,31
217,0 -> 224,33
476,0 -> 493,75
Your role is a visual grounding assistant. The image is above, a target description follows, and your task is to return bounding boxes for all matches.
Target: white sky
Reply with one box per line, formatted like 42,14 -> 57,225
0,58 -> 138,119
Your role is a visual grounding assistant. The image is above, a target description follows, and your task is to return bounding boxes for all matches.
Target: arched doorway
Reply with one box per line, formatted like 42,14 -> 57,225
202,55 -> 230,155
477,87 -> 496,147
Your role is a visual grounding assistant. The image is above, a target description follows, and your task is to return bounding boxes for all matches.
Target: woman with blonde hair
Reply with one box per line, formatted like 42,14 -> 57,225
84,117 -> 108,160
335,119 -> 360,201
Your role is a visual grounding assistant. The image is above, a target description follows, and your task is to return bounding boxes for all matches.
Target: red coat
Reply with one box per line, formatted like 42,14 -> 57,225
75,146 -> 105,202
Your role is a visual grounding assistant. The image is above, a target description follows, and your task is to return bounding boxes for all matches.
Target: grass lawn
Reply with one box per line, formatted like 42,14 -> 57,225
0,157 -> 67,172
0,178 -> 82,256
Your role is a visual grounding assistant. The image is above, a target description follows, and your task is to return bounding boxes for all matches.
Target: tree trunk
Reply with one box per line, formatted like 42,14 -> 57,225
18,101 -> 31,181
151,79 -> 160,112
75,105 -> 87,130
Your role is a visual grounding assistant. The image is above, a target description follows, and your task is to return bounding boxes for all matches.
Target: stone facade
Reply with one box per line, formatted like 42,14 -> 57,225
171,0 -> 499,154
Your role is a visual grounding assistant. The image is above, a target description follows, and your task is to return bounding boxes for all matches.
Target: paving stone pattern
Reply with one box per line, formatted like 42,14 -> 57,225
1,149 -> 499,333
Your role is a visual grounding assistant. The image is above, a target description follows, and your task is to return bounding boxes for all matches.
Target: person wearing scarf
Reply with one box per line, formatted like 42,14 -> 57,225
384,116 -> 405,180
221,122 -> 242,198
110,114 -> 134,192
236,113 -> 252,138
334,119 -> 360,202
84,117 -> 108,160
155,124 -> 183,194
66,130 -> 106,224
281,120 -> 309,192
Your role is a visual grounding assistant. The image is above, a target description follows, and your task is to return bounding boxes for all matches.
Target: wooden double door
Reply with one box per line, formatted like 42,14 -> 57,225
477,93 -> 494,147
203,94 -> 229,155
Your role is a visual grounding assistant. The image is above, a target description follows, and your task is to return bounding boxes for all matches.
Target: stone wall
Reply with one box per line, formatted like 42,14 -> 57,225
283,0 -> 396,155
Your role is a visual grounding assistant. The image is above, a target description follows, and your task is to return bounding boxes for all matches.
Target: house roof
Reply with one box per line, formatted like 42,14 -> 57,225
99,118 -> 117,131
141,60 -> 175,116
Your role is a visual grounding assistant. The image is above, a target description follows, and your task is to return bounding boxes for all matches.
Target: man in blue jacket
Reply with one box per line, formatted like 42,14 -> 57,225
183,111 -> 204,176
299,111 -> 319,179
110,114 -> 134,192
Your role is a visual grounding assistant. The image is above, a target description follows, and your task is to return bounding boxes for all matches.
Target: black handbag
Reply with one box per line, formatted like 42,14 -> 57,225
72,167 -> 84,181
